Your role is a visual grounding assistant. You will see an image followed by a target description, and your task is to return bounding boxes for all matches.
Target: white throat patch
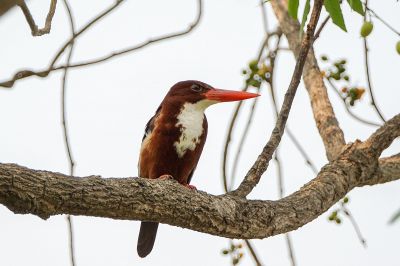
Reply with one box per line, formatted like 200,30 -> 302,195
174,99 -> 217,158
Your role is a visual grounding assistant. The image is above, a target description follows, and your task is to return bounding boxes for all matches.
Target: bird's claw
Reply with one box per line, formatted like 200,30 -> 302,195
158,174 -> 174,180
184,184 -> 197,190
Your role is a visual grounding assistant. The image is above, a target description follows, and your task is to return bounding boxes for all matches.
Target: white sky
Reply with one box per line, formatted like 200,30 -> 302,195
0,0 -> 399,265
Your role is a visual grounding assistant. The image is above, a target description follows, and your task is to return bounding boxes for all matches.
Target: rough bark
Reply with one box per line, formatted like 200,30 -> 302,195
0,114 -> 398,239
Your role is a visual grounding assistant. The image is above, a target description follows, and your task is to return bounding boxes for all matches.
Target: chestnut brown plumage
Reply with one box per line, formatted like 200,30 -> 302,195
137,80 -> 259,258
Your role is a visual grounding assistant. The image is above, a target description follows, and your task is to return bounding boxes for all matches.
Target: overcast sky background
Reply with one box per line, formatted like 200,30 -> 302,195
0,0 -> 399,265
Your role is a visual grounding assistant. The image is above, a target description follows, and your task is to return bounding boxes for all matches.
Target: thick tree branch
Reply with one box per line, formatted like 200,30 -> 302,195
270,0 -> 346,161
366,154 -> 400,186
230,0 -> 323,198
362,114 -> 400,155
1,115 -> 398,239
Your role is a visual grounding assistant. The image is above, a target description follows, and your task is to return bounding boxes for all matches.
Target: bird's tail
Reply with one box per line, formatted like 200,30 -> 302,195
137,221 -> 159,258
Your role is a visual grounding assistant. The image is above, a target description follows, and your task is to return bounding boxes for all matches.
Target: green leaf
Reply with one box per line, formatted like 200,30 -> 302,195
288,0 -> 299,19
324,0 -> 347,31
346,0 -> 364,15
300,0 -> 311,33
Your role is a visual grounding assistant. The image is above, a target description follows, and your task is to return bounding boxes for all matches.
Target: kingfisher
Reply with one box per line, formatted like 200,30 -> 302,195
136,80 -> 259,258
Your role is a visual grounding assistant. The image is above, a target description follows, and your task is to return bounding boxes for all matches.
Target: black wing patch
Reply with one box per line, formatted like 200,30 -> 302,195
142,118 -> 154,142
141,105 -> 161,142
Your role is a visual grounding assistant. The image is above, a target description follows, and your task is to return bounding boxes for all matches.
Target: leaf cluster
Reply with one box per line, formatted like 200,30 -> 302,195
321,55 -> 365,106
242,60 -> 271,88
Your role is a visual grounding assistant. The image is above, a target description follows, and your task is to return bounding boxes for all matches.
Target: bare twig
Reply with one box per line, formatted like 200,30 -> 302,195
340,203 -> 367,247
60,0 -> 76,265
230,0 -> 324,198
1,0 -> 203,89
313,16 -> 330,41
260,0 -> 268,33
266,33 -> 319,176
18,0 -> 58,36
363,0 -> 386,122
274,151 -> 297,266
66,215 -> 76,265
325,78 -> 381,127
244,240 -> 262,266
268,39 -> 297,266
229,33 -> 282,190
221,34 -> 272,192
366,7 -> 400,37
224,4 -> 272,264
286,129 -> 319,174
1,0 -> 125,88
268,41 -> 319,175
363,39 -> 386,122
229,94 -> 260,191
285,233 -> 296,266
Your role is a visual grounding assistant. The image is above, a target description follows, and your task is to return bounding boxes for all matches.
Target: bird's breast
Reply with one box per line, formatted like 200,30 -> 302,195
173,102 -> 206,158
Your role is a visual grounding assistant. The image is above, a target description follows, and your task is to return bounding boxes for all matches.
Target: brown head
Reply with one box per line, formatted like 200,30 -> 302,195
161,80 -> 259,109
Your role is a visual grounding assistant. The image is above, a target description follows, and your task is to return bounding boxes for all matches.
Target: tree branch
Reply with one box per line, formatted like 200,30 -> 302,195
230,0 -> 323,198
18,0 -> 58,36
0,0 -> 203,88
60,0 -> 77,264
270,0 -> 346,161
1,114 -> 398,239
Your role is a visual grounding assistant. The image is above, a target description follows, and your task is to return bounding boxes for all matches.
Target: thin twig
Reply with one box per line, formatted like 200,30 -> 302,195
18,0 -> 58,36
66,215 -> 76,266
229,33 -> 283,190
230,0 -> 323,198
269,31 -> 318,177
285,129 -> 319,174
1,0 -> 203,89
268,37 -> 297,266
363,0 -> 386,122
274,152 -> 297,266
313,16 -> 330,41
366,7 -> 400,37
325,77 -> 380,127
267,39 -> 319,175
48,0 -> 126,69
260,0 -> 268,33
244,240 -> 263,266
1,0 -> 125,88
267,37 -> 319,177
340,204 -> 367,247
221,34 -> 272,192
229,94 -> 260,191
61,0 -> 76,265
224,5 -> 272,264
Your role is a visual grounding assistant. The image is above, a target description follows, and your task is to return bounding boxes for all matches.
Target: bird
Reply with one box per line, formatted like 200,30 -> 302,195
136,80 -> 259,258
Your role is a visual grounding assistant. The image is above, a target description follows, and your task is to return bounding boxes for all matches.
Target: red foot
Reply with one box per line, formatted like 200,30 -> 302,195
158,174 -> 174,180
184,184 -> 197,190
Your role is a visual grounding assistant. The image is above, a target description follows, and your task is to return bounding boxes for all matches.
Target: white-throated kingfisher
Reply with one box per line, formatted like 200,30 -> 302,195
137,80 -> 259,258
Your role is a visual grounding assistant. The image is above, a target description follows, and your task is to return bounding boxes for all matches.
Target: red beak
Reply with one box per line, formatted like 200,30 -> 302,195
204,88 -> 260,102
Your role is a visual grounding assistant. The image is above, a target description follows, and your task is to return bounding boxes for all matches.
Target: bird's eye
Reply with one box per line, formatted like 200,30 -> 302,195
191,84 -> 202,92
